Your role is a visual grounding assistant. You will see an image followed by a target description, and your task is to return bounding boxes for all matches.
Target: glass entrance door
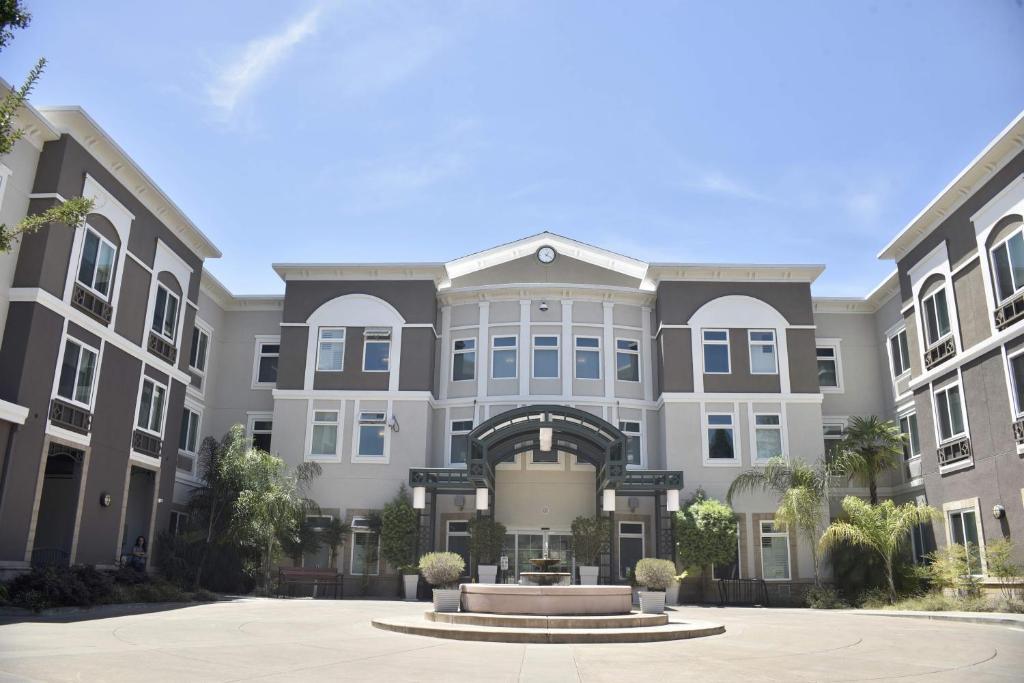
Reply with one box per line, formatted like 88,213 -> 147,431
500,531 -> 574,581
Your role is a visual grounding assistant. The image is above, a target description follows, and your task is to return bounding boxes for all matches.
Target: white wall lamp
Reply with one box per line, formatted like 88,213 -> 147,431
539,427 -> 553,452
476,488 -> 489,511
666,489 -> 680,512
602,489 -> 616,512
413,486 -> 426,510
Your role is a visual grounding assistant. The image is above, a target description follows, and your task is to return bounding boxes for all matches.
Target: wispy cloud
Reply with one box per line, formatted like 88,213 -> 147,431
207,5 -> 324,118
332,26 -> 451,98
679,169 -> 772,203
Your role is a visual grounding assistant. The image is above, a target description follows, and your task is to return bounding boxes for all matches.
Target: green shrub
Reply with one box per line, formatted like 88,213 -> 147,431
7,566 -> 114,611
634,558 -> 676,591
468,517 -> 507,566
191,588 -> 218,602
380,485 -> 419,574
419,552 -> 465,588
675,494 -> 738,575
985,539 -> 1022,602
927,544 -> 981,599
805,584 -> 848,609
570,516 -> 609,566
0,582 -> 8,605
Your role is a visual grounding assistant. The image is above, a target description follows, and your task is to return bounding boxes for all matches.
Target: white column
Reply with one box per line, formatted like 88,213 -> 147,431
389,326 -> 402,392
641,306 -> 653,401
519,300 -> 530,396
439,305 -> 451,400
561,301 -> 573,397
603,302 -> 615,399
477,302 -> 490,398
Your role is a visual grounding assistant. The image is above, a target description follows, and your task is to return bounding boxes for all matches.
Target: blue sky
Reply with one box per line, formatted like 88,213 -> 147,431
2,1 -> 1022,295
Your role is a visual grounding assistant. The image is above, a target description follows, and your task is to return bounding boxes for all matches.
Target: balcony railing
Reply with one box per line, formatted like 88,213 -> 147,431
1013,416 -> 1024,446
132,429 -> 163,458
923,336 -> 956,371
147,331 -> 177,365
71,283 -> 113,325
937,436 -> 972,468
994,292 -> 1024,331
49,398 -> 92,434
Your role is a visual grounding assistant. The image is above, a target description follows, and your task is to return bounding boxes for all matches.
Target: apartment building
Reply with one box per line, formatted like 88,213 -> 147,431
0,98 -> 1021,596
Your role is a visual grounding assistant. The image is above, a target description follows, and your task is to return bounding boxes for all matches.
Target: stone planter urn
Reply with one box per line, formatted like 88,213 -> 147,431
578,566 -> 599,585
432,588 -> 461,613
665,581 -> 680,606
402,573 -> 419,601
478,564 -> 498,584
638,590 -> 666,614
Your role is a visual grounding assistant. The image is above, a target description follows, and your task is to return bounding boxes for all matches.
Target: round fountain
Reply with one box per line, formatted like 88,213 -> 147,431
519,528 -> 571,586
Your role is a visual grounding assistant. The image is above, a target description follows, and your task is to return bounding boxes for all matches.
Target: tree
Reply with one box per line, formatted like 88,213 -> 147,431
468,516 -> 507,566
278,509 -> 322,567
0,1 -> 94,251
835,416 -> 904,504
319,517 -> 351,571
727,457 -> 830,585
570,515 -> 610,566
379,485 -> 419,582
819,496 -> 938,603
674,492 -> 738,575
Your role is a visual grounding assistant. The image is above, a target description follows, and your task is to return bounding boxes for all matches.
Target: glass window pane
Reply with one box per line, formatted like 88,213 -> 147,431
152,288 -> 166,334
258,355 -> 278,383
57,341 -> 79,401
708,414 -> 732,425
708,428 -> 734,459
703,330 -> 727,341
624,435 -> 641,465
619,537 -> 643,580
1011,355 -> 1024,413
576,337 -> 599,348
704,344 -> 729,373
363,340 -> 390,371
318,341 -> 344,371
534,348 -> 559,378
948,386 -> 964,435
756,426 -> 782,460
149,385 -> 165,432
890,335 -> 905,375
761,534 -> 790,580
493,336 -> 516,348
616,349 -> 639,381
452,349 -> 475,381
78,231 -> 99,287
94,241 -> 115,296
749,331 -> 774,342
137,381 -> 153,429
75,347 -> 96,404
311,424 -> 337,455
908,414 -> 920,456
617,339 -> 638,351
818,359 -> 837,387
1008,232 -> 1024,294
179,412 -> 191,451
934,290 -> 950,339
994,243 -> 1014,300
450,434 -> 468,464
535,336 -> 557,347
492,349 -> 516,378
575,349 -> 600,379
359,424 -> 385,456
750,344 -> 776,373
163,293 -> 178,340
936,390 -> 952,440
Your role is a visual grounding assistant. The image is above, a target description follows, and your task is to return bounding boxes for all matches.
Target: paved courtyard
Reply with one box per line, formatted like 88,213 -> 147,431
1,599 -> 1022,682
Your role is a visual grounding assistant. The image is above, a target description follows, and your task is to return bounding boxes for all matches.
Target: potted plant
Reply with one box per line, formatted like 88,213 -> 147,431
419,552 -> 465,612
468,517 -> 507,584
379,486 -> 420,600
634,558 -> 676,614
570,515 -> 609,585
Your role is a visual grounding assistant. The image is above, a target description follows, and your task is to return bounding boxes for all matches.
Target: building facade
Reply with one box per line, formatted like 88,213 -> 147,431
1,98 -> 1022,597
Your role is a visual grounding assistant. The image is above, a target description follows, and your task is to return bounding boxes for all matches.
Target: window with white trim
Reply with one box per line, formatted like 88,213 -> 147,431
250,418 -> 273,452
491,335 -> 517,379
151,284 -> 180,343
310,410 -> 339,458
615,338 -> 640,382
76,226 -> 117,300
303,515 -> 332,568
760,521 -> 790,580
137,378 -> 167,435
532,335 -> 559,378
350,516 -> 380,575
316,328 -> 345,372
990,226 -> 1024,303
450,419 -> 473,466
618,420 -> 642,467
574,336 -> 600,380
56,338 -> 98,408
189,325 -> 210,374
254,340 -> 279,385
357,411 -> 386,458
816,345 -> 841,389
452,338 -> 476,381
934,384 -> 966,443
702,329 -> 730,374
706,413 -> 736,461
823,422 -> 844,459
178,407 -> 200,473
899,413 -> 920,461
754,414 -> 782,462
889,328 -> 910,378
618,521 -> 644,580
947,507 -> 983,576
748,330 -> 777,374
1007,350 -> 1024,416
362,328 -> 391,372
921,287 -> 952,347
446,520 -> 471,571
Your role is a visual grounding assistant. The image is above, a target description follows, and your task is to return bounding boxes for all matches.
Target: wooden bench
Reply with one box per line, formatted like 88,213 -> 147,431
277,567 -> 344,599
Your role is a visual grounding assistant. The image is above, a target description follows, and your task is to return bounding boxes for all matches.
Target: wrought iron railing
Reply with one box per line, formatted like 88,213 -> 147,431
49,398 -> 92,434
923,336 -> 956,371
71,283 -> 113,325
148,331 -> 177,365
937,436 -> 972,468
30,547 -> 70,568
718,578 -> 769,606
994,292 -> 1024,331
133,429 -> 163,458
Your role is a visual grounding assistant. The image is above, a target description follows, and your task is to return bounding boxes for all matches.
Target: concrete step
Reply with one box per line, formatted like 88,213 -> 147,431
426,611 -> 668,629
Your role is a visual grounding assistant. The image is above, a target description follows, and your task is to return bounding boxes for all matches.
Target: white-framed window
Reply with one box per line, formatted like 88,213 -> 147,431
947,507 -> 983,576
362,328 -> 391,372
178,407 -> 200,455
618,521 -> 645,580
990,226 -> 1024,303
316,328 -> 345,372
532,335 -> 560,379
889,328 -> 910,378
934,383 -> 966,443
350,516 -> 380,576
899,413 -> 920,461
705,413 -> 736,461
136,377 -> 167,436
249,417 -> 273,452
615,338 -> 640,382
618,420 -> 643,467
56,337 -> 99,408
452,338 -> 476,381
303,514 -> 332,568
702,329 -> 730,374
712,524 -> 742,580
76,226 -> 117,300
816,343 -> 842,391
754,414 -> 783,462
748,330 -> 778,374
574,336 -> 601,380
446,520 -> 471,571
1007,349 -> 1024,416
760,520 -> 791,581
151,284 -> 180,343
823,422 -> 845,459
189,325 -> 210,374
491,335 -> 517,379
309,410 -> 339,459
252,338 -> 280,386
921,287 -> 952,347
356,411 -> 387,459
168,511 -> 188,536
449,419 -> 473,466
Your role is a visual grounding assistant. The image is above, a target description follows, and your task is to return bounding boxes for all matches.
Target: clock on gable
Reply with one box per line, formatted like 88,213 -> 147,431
536,246 -> 557,264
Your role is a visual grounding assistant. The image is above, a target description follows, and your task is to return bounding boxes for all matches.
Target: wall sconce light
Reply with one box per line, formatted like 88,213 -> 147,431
476,488 -> 489,511
628,497 -> 639,512
539,427 -> 553,452
993,504 -> 1005,520
454,494 -> 466,511
388,415 -> 400,433
99,492 -> 112,507
602,489 -> 616,512
413,486 -> 426,510
538,301 -> 549,312
666,490 -> 680,512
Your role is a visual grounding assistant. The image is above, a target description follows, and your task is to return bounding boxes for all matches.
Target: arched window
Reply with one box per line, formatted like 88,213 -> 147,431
987,216 -> 1024,303
919,275 -> 951,348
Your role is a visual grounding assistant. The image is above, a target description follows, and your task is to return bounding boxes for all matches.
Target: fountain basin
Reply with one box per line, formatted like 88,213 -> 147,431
460,584 -> 632,615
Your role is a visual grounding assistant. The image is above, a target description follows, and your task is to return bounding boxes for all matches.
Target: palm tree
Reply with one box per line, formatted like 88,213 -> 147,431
819,496 -> 938,603
726,457 -> 829,586
836,416 -> 904,504
320,518 -> 351,571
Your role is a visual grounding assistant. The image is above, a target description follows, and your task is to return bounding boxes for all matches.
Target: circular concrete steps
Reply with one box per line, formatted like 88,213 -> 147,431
371,611 -> 725,644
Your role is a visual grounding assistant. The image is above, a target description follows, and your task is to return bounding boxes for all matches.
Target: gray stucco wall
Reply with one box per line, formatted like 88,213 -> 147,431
656,281 -> 815,326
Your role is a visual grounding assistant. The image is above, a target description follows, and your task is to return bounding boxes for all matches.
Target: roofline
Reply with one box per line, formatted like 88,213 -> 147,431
648,263 -> 826,284
38,106 -> 222,260
878,110 -> 1024,261
200,269 -> 282,311
0,77 -> 60,149
812,270 -> 899,314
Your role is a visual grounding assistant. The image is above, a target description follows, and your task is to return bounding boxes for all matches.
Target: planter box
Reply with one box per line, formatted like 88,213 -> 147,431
666,582 -> 680,606
639,590 -> 666,614
478,564 -> 498,584
578,566 -> 599,585
432,588 -> 461,612
403,574 -> 419,601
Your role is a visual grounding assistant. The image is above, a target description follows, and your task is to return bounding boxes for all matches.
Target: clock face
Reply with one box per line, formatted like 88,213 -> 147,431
537,246 -> 556,264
